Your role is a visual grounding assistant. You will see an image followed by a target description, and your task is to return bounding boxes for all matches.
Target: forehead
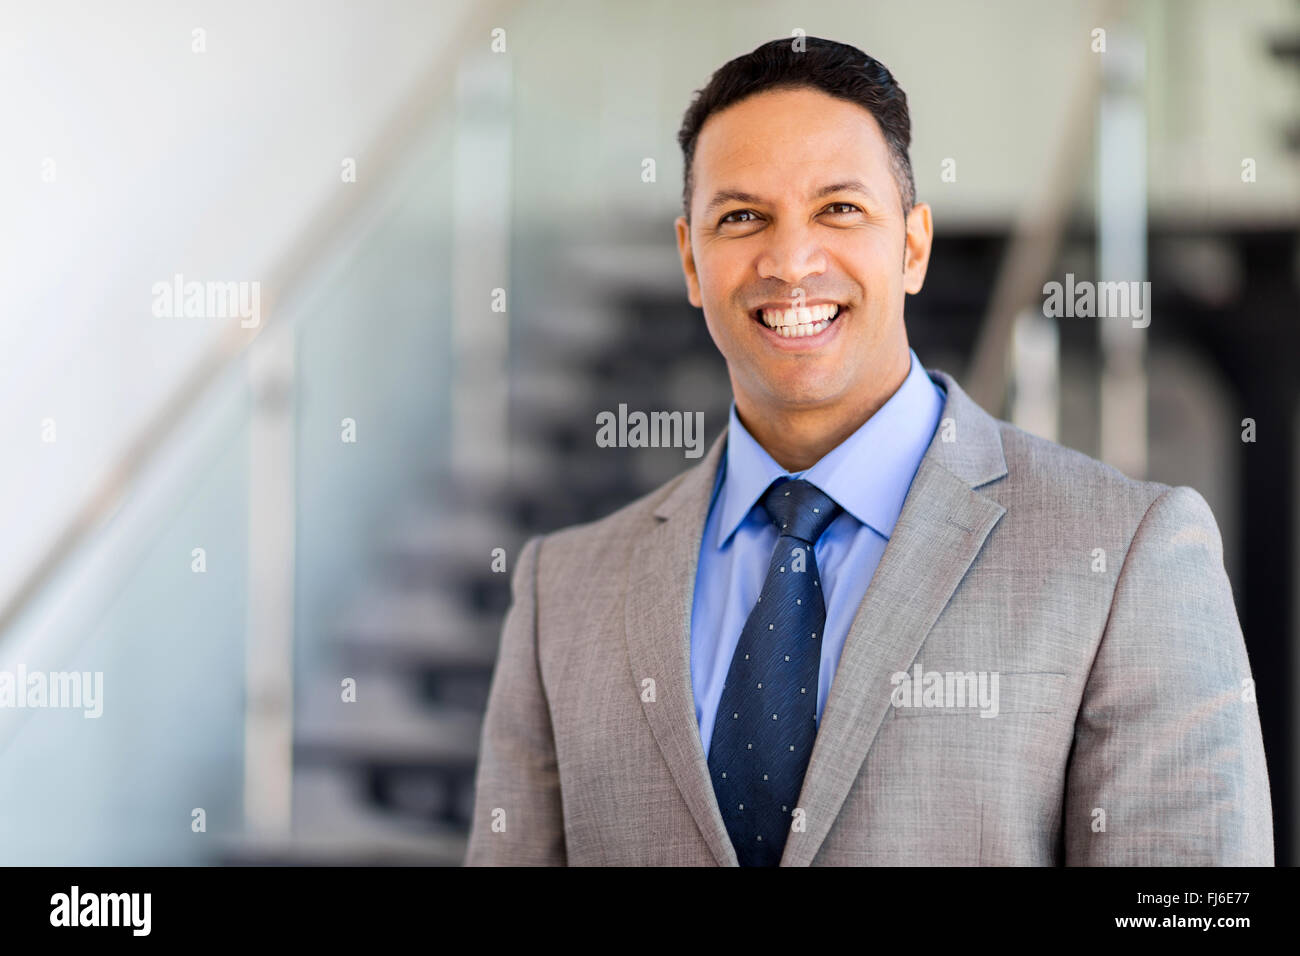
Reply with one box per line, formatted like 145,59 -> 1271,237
691,86 -> 894,203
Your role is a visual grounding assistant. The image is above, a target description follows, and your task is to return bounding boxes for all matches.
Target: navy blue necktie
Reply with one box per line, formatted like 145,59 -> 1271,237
708,477 -> 843,866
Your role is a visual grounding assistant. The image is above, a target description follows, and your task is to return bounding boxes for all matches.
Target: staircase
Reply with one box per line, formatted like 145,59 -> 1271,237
217,228 -> 731,865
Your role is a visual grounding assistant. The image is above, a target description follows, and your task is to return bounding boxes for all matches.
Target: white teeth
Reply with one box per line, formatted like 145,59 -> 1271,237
776,318 -> 831,337
760,302 -> 839,329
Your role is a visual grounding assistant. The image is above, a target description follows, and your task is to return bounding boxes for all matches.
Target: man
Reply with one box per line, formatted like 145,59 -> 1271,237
465,37 -> 1272,865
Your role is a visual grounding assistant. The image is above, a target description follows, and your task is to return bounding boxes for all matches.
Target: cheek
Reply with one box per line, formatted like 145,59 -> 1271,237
696,251 -> 739,300
696,261 -> 744,327
836,232 -> 901,283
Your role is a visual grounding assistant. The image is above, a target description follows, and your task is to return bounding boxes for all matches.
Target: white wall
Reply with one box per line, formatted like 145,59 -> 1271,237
0,0 -> 475,611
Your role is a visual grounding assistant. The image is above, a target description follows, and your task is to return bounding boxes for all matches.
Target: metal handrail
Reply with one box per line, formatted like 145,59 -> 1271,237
964,0 -> 1115,412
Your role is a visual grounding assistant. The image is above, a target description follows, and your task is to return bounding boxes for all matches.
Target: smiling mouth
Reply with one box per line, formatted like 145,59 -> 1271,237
751,302 -> 844,338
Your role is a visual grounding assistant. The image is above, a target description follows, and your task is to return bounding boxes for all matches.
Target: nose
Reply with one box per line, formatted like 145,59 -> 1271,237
755,221 -> 828,289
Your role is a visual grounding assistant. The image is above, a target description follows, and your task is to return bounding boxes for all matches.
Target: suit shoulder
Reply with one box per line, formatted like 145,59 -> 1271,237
990,421 -> 1232,610
992,418 -> 1172,525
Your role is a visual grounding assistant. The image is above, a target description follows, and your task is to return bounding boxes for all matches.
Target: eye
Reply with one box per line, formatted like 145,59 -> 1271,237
719,209 -> 760,225
823,202 -> 862,215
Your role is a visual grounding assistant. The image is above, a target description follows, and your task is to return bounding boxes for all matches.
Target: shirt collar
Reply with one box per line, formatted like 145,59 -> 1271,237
712,347 -> 945,548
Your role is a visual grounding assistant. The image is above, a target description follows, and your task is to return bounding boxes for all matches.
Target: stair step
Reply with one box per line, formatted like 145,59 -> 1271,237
380,507 -> 516,559
216,765 -> 468,865
295,673 -> 482,770
335,585 -> 498,643
217,828 -> 466,866
334,598 -> 499,673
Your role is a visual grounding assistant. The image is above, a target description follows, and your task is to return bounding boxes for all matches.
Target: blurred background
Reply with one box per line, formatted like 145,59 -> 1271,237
0,0 -> 1295,865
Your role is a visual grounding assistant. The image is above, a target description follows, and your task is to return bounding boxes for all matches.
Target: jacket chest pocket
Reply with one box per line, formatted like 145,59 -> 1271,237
887,671 -> 1067,719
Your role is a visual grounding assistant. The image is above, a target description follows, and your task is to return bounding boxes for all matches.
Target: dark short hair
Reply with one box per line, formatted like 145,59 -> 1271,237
676,37 -> 916,222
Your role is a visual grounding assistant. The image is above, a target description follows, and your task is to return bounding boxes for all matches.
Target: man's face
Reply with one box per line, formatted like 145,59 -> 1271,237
675,86 -> 932,419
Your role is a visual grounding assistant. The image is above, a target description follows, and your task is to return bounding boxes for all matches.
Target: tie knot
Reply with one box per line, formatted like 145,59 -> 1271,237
761,478 -> 842,544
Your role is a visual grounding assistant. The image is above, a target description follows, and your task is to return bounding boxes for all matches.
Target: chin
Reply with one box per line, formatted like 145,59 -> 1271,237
756,375 -> 845,408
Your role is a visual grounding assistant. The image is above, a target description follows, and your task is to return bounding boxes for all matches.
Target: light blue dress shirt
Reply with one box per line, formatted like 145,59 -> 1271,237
690,348 -> 948,758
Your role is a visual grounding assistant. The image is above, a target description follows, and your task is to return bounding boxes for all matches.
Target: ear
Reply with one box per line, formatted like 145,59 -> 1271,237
902,202 -> 934,295
675,215 -> 702,308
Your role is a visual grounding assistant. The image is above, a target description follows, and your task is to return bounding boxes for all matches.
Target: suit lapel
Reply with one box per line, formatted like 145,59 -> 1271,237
779,368 -> 1009,865
624,426 -> 738,866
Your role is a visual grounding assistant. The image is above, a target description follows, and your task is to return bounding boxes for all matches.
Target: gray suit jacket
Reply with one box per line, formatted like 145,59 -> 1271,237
464,367 -> 1273,865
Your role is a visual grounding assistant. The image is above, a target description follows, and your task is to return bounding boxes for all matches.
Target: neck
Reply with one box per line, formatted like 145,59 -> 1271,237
736,349 -> 912,473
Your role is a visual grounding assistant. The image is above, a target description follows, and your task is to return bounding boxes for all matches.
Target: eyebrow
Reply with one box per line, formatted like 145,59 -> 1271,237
702,179 -> 879,218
